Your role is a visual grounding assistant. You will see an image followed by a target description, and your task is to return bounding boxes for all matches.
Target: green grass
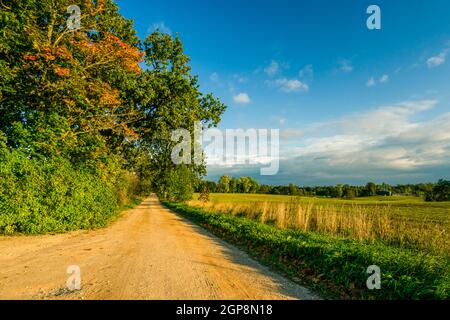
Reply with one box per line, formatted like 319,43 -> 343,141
164,201 -> 450,300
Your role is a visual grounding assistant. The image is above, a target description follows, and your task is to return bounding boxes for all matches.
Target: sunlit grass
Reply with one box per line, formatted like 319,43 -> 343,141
189,193 -> 450,255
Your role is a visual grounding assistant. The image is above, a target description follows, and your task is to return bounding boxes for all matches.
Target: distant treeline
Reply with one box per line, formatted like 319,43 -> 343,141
198,176 -> 450,202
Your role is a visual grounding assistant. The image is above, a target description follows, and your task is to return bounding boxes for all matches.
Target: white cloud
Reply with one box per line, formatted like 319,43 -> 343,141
379,74 -> 389,83
210,72 -> 220,82
278,100 -> 447,180
299,64 -> 314,79
367,74 -> 389,86
233,74 -> 248,83
427,54 -> 446,68
232,93 -> 251,104
267,78 -> 309,93
426,46 -> 449,68
148,21 -> 172,35
366,77 -> 376,87
279,118 -> 287,125
280,128 -> 304,140
207,99 -> 450,185
264,60 -> 280,76
338,59 -> 354,73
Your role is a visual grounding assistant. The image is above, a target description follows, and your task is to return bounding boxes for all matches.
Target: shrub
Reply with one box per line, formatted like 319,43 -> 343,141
0,147 -> 139,234
157,165 -> 195,202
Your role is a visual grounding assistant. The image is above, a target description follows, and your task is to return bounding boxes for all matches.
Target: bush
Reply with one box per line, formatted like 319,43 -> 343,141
157,165 -> 195,202
0,147 -> 139,234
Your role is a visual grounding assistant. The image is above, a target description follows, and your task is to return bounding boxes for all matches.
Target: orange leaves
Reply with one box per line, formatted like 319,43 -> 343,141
43,53 -> 56,61
99,88 -> 121,107
97,0 -> 106,12
54,66 -> 70,77
23,54 -> 38,61
23,44 -> 75,79
85,0 -> 105,15
100,32 -> 144,74
63,98 -> 76,108
74,32 -> 143,74
121,123 -> 140,140
55,46 -> 73,61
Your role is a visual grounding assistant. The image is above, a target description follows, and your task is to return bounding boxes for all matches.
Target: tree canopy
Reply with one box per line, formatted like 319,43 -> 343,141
0,0 -> 226,233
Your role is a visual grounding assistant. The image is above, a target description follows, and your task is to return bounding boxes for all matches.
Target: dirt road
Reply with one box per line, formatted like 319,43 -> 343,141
0,195 -> 318,300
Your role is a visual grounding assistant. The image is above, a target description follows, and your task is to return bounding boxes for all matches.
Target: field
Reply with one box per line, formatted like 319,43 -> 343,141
188,193 -> 449,255
169,193 -> 450,298
196,193 -> 450,222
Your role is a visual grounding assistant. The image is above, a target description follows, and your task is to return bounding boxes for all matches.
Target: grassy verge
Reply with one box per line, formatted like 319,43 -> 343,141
164,201 -> 450,300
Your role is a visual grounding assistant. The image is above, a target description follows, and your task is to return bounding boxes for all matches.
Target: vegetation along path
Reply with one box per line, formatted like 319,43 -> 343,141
0,195 -> 318,300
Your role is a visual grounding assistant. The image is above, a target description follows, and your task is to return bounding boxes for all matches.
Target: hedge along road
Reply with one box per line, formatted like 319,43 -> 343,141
0,195 -> 319,300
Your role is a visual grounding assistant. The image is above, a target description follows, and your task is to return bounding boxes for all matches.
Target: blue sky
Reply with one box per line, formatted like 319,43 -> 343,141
116,0 -> 450,186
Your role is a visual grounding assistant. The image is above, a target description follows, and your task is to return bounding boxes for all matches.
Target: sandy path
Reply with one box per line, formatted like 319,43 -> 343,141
0,195 -> 318,300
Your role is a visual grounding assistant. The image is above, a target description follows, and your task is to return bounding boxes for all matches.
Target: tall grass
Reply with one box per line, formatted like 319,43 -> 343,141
187,199 -> 450,255
166,201 -> 450,299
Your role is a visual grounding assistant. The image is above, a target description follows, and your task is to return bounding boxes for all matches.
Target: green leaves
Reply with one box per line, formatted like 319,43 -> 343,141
0,149 -> 120,234
0,1 -> 226,234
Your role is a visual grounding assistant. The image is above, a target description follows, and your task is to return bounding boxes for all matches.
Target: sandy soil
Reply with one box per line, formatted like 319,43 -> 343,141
0,195 -> 319,300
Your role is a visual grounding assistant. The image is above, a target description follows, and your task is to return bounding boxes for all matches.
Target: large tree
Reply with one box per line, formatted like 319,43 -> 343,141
137,32 -> 226,198
1,0 -> 143,159
0,0 -> 226,234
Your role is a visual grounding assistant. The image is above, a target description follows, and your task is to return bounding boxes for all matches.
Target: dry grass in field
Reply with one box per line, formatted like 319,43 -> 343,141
187,199 -> 450,255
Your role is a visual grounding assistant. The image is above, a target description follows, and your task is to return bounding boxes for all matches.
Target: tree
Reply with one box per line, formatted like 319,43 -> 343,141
160,165 -> 196,202
365,182 -> 377,196
425,180 -> 450,202
336,184 -> 344,198
343,185 -> 357,198
206,181 -> 217,193
229,177 -> 238,193
238,177 -> 251,193
198,182 -> 210,203
1,0 -> 144,161
0,0 -> 227,234
218,175 -> 230,193
138,32 -> 226,195
248,177 -> 259,194
288,183 -> 298,196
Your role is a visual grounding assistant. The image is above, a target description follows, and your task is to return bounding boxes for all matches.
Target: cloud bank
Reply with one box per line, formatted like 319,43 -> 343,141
207,100 -> 450,185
